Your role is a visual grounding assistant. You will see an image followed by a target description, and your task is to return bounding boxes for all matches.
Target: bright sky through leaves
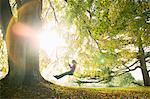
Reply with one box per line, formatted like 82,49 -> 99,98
39,21 -> 67,58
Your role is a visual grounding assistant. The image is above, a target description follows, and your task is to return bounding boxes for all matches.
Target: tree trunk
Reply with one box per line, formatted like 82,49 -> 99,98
1,0 -> 45,87
16,0 -> 38,9
17,0 -> 43,86
0,0 -> 12,39
138,35 -> 150,86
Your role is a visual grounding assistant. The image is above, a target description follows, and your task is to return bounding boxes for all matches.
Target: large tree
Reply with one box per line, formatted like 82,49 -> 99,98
0,0 -> 45,87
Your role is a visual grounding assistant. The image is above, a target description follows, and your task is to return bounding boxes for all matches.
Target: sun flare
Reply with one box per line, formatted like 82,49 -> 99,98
39,20 -> 77,85
39,22 -> 66,58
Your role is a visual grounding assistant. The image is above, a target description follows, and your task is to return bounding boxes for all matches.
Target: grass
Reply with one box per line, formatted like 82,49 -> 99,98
43,83 -> 150,99
0,81 -> 150,98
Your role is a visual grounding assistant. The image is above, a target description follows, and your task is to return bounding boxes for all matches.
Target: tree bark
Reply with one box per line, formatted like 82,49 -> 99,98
17,0 -> 43,85
1,0 -> 45,87
138,35 -> 150,86
0,0 -> 12,39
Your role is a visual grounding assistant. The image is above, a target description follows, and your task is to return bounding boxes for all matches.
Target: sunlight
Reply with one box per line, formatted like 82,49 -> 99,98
39,21 -> 71,85
39,21 -> 80,86
39,21 -> 66,58
130,68 -> 143,80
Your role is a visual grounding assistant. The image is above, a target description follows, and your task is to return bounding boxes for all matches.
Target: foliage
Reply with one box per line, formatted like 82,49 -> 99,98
56,0 -> 150,85
39,50 -> 51,72
133,80 -> 144,86
0,33 -> 8,80
111,73 -> 135,87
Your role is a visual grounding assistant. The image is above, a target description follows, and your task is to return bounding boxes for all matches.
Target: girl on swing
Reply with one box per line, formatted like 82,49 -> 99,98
54,60 -> 77,79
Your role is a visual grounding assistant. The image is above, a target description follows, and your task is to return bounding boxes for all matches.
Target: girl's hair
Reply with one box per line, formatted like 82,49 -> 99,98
72,60 -> 77,64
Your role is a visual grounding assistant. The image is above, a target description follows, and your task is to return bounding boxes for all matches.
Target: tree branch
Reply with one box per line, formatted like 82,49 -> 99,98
76,80 -> 101,84
119,60 -> 139,72
146,58 -> 150,63
75,77 -> 104,84
126,66 -> 141,72
86,10 -> 92,19
45,0 -> 58,23
44,0 -> 51,19
49,0 -> 58,23
87,28 -> 101,51
116,66 -> 141,77
124,60 -> 139,69
131,81 -> 143,86
64,0 -> 68,2
145,52 -> 150,58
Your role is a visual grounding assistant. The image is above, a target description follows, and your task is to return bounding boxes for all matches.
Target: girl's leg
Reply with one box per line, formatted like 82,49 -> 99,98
54,70 -> 73,79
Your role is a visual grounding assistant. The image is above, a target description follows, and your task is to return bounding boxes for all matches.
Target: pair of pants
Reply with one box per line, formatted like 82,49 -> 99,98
55,70 -> 74,79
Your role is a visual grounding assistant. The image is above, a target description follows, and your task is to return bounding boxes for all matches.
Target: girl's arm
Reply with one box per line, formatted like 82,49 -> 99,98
68,64 -> 72,68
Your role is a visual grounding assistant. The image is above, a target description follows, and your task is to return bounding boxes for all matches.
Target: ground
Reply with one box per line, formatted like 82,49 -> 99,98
0,81 -> 150,98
